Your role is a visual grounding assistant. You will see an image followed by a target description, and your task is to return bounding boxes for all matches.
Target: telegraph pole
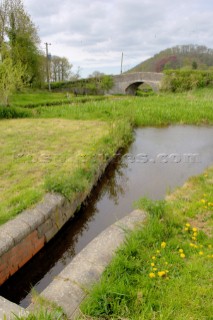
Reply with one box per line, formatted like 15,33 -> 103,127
120,52 -> 123,74
45,42 -> 51,91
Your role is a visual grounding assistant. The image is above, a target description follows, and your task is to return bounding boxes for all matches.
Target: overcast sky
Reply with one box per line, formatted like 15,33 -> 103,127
24,0 -> 213,78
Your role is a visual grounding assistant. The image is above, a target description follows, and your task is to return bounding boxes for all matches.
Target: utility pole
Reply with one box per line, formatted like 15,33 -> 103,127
45,42 -> 51,91
120,52 -> 123,74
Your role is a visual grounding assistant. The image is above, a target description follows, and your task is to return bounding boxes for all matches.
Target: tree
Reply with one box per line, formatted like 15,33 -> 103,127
50,55 -> 73,82
0,53 -> 25,106
192,61 -> 198,70
0,0 -> 42,86
87,72 -> 113,94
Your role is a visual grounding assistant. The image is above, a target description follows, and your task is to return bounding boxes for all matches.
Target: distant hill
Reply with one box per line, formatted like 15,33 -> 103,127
128,45 -> 213,73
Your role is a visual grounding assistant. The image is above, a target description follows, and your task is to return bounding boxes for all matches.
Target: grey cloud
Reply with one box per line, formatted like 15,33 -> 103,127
24,0 -> 213,76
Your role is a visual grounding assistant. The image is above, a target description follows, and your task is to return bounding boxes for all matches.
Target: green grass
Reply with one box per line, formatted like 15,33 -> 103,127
0,118 -> 132,224
32,89 -> 213,126
1,88 -> 213,224
10,91 -> 107,108
79,166 -> 213,320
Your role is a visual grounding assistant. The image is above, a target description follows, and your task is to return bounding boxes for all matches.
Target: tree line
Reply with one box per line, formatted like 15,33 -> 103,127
0,0 -> 76,105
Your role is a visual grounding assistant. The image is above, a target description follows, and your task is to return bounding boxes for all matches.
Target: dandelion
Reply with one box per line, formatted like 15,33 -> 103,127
208,244 -> 212,249
192,227 -> 197,232
158,271 -> 166,277
149,272 -> 156,278
153,268 -> 158,271
151,263 -> 155,267
200,199 -> 206,203
199,251 -> 204,255
185,223 -> 190,227
192,236 -> 197,241
156,250 -> 160,254
179,249 -> 184,253
184,227 -> 189,231
193,232 -> 197,237
180,253 -> 185,258
161,242 -> 166,249
152,256 -> 156,260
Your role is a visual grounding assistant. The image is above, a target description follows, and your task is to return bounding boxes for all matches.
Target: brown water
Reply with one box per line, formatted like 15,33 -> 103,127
0,125 -> 213,307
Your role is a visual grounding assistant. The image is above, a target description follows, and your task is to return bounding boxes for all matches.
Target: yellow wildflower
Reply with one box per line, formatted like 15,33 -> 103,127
199,251 -> 204,255
192,227 -> 197,232
193,232 -> 197,237
200,199 -> 206,203
192,236 -> 197,241
184,227 -> 189,231
153,268 -> 157,271
161,242 -> 166,249
180,253 -> 185,258
208,244 -> 212,249
152,256 -> 156,260
158,271 -> 166,277
185,223 -> 190,227
151,263 -> 155,267
149,272 -> 155,278
179,249 -> 184,253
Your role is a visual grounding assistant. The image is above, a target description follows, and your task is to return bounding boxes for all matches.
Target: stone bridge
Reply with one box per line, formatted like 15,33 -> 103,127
109,72 -> 164,95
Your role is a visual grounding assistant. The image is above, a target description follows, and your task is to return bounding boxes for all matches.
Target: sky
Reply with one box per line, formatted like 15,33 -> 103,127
24,0 -> 213,78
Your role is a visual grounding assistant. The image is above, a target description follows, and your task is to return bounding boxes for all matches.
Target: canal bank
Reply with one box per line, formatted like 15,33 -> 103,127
1,125 -> 213,309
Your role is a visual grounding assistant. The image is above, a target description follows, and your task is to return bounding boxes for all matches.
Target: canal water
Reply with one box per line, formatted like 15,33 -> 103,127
0,125 -> 213,307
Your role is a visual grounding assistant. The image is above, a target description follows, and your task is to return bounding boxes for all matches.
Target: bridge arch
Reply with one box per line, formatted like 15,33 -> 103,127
125,81 -> 156,95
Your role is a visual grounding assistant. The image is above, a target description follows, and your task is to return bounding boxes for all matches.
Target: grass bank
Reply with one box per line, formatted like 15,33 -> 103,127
0,118 -> 132,224
33,88 -> 213,126
79,166 -> 213,319
10,91 -> 108,108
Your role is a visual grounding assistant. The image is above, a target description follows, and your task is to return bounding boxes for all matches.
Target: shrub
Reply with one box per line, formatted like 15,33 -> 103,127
161,70 -> 213,92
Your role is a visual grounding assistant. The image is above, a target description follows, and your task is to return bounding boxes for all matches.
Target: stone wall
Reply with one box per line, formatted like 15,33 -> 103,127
0,193 -> 86,285
0,160 -> 110,285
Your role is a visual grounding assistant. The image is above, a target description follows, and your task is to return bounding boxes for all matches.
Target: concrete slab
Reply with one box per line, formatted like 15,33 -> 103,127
28,209 -> 146,319
0,297 -> 28,319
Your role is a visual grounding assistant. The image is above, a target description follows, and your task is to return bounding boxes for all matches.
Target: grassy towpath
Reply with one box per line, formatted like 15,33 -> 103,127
79,166 -> 213,319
